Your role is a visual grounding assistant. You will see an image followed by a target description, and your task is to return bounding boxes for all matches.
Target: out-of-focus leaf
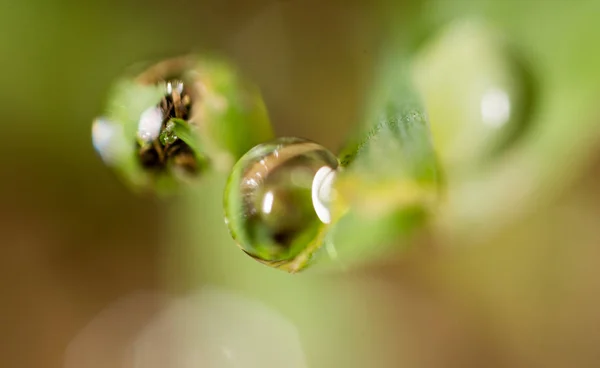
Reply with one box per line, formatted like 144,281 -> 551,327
323,56 -> 441,267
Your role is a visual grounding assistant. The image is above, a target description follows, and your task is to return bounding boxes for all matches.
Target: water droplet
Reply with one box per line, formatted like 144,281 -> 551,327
91,57 -> 209,194
92,55 -> 274,194
413,19 -> 535,167
159,120 -> 178,146
224,137 -> 339,272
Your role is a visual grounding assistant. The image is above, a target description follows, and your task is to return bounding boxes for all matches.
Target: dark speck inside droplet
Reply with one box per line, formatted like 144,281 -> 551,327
272,231 -> 295,248
139,144 -> 161,170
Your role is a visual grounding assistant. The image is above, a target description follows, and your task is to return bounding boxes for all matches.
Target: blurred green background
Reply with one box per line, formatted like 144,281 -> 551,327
3,0 -> 600,367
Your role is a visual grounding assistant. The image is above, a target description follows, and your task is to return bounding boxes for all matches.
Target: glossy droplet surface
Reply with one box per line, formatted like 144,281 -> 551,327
92,55 -> 273,195
92,58 -> 206,194
224,137 -> 339,271
413,20 -> 535,168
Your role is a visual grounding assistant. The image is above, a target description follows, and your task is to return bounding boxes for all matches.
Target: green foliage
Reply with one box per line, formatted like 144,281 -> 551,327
326,61 -> 440,267
169,118 -> 207,164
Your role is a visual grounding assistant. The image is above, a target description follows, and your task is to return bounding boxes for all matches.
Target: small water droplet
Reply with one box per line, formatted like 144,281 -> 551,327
159,120 -> 178,146
92,57 -> 209,194
93,55 -> 274,194
413,19 -> 535,167
224,137 -> 339,272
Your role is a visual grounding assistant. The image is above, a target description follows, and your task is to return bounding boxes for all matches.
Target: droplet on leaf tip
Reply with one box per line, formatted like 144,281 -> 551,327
224,137 -> 339,272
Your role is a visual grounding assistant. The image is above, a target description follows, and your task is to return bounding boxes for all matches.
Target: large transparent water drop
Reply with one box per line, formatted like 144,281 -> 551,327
224,137 -> 339,272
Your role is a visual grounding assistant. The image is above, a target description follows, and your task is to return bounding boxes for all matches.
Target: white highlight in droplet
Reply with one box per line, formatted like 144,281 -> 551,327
137,106 -> 164,143
92,117 -> 127,164
244,178 -> 259,188
311,166 -> 336,224
92,118 -> 115,153
262,191 -> 274,215
176,81 -> 184,94
480,87 -> 511,127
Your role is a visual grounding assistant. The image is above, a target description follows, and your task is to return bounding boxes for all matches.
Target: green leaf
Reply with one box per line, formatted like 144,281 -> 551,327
323,57 -> 441,267
169,118 -> 206,163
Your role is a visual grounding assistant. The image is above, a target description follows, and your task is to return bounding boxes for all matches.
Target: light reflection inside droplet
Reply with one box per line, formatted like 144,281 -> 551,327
244,178 -> 259,188
480,88 -> 511,127
137,106 -> 164,143
262,191 -> 274,215
311,166 -> 336,224
92,117 -> 127,164
92,118 -> 115,154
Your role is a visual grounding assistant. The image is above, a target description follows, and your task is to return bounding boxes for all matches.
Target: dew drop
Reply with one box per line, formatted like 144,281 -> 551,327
93,55 -> 273,194
413,19 -> 535,167
91,57 -> 211,194
223,137 -> 339,272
